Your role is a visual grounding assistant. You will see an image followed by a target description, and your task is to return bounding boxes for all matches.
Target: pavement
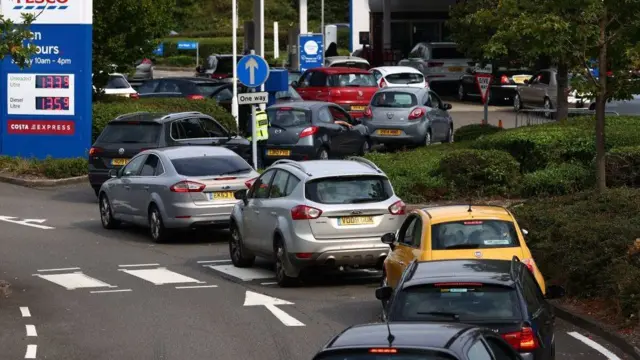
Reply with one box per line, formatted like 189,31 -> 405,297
0,181 -> 634,360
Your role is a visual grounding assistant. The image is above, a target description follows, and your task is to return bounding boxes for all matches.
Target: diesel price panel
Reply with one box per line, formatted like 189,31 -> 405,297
7,73 -> 75,116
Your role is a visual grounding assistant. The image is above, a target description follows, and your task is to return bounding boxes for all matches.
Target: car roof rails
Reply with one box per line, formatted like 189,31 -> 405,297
272,159 -> 311,176
510,255 -> 522,281
346,156 -> 382,173
161,111 -> 203,120
115,111 -> 149,120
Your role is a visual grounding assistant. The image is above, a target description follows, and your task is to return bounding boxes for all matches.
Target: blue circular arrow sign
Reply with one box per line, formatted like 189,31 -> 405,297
237,55 -> 270,88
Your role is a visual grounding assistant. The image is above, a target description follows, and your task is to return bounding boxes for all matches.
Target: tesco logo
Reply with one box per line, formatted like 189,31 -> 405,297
15,0 -> 68,3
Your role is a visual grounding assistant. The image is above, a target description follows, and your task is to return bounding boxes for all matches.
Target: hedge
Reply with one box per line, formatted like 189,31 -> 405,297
0,156 -> 86,179
155,55 -> 198,67
453,124 -> 503,142
512,188 -> 640,321
606,145 -> 640,187
161,37 -> 275,58
520,163 -> 592,197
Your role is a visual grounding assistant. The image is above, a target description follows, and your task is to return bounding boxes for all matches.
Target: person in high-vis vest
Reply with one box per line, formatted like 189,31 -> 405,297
246,109 -> 269,169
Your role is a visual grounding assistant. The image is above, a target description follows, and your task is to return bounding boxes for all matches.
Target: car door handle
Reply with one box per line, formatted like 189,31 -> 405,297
270,211 -> 277,216
253,210 -> 260,214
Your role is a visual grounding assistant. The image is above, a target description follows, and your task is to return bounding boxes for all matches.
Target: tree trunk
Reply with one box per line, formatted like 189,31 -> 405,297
555,62 -> 569,123
595,9 -> 608,192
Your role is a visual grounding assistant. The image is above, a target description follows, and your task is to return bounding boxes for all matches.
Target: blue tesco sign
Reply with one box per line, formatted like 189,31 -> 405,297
299,34 -> 324,72
177,41 -> 198,50
0,0 -> 93,159
153,43 -> 164,57
237,55 -> 270,88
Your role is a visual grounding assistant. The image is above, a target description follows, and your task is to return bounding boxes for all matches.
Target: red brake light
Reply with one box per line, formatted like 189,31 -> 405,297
388,200 -> 406,215
408,107 -> 425,120
89,147 -> 103,156
369,348 -> 397,354
379,78 -> 387,88
299,126 -> 318,138
279,107 -> 293,111
129,93 -> 139,99
186,94 -> 205,100
521,258 -> 535,273
363,106 -> 373,118
170,181 -> 206,192
291,205 -> 322,220
428,62 -> 444,67
501,327 -> 538,351
244,177 -> 257,189
501,75 -> 510,84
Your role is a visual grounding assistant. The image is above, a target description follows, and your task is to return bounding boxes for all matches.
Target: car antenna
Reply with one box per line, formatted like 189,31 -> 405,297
467,203 -> 472,213
382,302 -> 395,346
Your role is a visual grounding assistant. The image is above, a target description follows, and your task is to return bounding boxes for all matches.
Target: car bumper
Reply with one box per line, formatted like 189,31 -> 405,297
490,85 -> 518,101
519,353 -> 534,360
287,245 -> 389,269
88,170 -> 111,189
263,145 -> 318,164
163,202 -> 238,228
364,121 -> 425,145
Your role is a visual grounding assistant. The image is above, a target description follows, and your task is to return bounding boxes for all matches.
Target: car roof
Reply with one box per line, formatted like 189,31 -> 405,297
312,67 -> 372,74
325,322 -> 474,349
110,111 -> 206,123
268,101 -> 327,111
156,77 -> 222,83
376,86 -> 426,94
424,42 -> 459,48
404,259 -> 516,288
326,56 -> 369,63
273,159 -> 384,179
153,146 -> 237,159
371,66 -> 423,75
420,205 -> 512,224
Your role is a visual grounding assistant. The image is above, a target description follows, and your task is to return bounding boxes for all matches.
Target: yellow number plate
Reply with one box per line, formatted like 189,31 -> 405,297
339,216 -> 374,226
267,149 -> 291,157
210,191 -> 235,201
448,66 -> 463,72
111,158 -> 129,166
377,129 -> 402,136
351,106 -> 366,111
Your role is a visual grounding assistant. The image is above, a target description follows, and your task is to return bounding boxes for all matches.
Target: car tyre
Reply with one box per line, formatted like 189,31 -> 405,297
513,93 -> 523,112
424,130 -> 432,146
445,126 -> 454,143
317,147 -> 329,160
149,205 -> 170,243
360,139 -> 371,155
457,83 -> 466,101
99,194 -> 120,229
274,239 -> 298,287
543,97 -> 553,119
229,222 -> 255,268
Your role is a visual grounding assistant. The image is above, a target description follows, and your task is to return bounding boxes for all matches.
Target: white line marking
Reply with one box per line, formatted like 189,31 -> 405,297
25,344 -> 37,359
34,272 -> 115,290
25,325 -> 37,337
243,290 -> 305,327
175,285 -> 218,289
197,259 -> 232,264
119,267 -> 204,285
261,282 -> 277,285
118,263 -> 160,268
90,289 -> 132,294
205,264 -> 275,281
568,332 -> 622,360
20,307 -> 31,317
265,304 -> 305,327
37,267 -> 81,272
0,216 -> 54,230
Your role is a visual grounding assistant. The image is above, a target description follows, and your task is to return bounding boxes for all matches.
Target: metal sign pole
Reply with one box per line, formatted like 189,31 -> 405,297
196,43 -> 200,67
251,105 -> 258,169
483,100 -> 488,124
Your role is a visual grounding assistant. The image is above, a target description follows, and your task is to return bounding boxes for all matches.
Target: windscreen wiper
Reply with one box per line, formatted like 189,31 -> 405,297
348,198 -> 376,204
444,243 -> 481,250
219,168 -> 252,175
416,311 -> 460,320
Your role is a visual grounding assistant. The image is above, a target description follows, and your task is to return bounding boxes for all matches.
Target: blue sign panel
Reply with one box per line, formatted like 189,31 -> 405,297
177,41 -> 198,50
237,55 -> 270,88
153,43 -> 164,57
299,34 -> 324,72
0,1 -> 93,160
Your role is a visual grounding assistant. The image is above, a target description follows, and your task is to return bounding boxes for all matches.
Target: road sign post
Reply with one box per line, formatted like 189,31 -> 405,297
298,33 -> 324,72
177,41 -> 199,66
475,72 -> 493,124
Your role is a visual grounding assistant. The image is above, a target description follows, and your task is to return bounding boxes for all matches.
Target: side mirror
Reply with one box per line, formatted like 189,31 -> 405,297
381,232 -> 396,250
375,286 -> 393,301
521,229 -> 529,236
545,285 -> 566,299
291,80 -> 299,88
442,103 -> 452,111
108,169 -> 118,178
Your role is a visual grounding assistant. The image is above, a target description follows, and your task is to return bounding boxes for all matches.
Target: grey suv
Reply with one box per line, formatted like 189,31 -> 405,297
229,158 -> 407,287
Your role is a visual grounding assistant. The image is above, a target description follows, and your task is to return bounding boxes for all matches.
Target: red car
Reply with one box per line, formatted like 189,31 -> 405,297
292,67 -> 379,118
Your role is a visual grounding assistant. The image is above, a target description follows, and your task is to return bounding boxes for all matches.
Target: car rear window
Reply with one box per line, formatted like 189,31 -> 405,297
267,108 -> 310,127
430,47 -> 466,59
329,73 -> 377,87
305,175 -> 392,204
393,283 -> 521,321
431,220 -> 520,250
315,350 -> 455,360
213,57 -> 238,74
98,123 -> 161,144
170,156 -> 252,177
330,62 -> 370,70
385,73 -> 424,85
106,76 -> 130,89
196,82 -> 225,97
371,92 -> 418,108
274,86 -> 303,101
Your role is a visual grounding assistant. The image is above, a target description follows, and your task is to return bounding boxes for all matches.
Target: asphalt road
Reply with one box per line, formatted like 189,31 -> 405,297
0,181 -> 633,360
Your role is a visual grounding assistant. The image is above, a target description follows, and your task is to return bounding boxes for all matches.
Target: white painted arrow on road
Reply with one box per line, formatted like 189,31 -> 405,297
0,216 -> 54,230
243,290 -> 305,327
245,57 -> 258,85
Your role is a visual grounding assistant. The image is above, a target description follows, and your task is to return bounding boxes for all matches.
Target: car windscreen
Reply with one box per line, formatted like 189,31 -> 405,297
392,283 -> 521,321
170,156 -> 252,177
430,47 -> 466,59
371,92 -> 418,108
97,123 -> 161,144
431,220 -> 520,250
274,86 -> 303,101
267,108 -> 310,127
305,175 -> 392,204
314,350 -> 456,360
329,73 -> 377,87
385,73 -> 424,85
106,76 -> 130,89
196,82 -> 225,97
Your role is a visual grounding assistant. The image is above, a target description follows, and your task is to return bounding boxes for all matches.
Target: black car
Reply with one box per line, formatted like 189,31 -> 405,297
376,258 -> 565,360
88,111 -> 250,196
134,77 -> 225,100
457,64 -> 534,104
312,322 -> 523,360
264,101 -> 370,165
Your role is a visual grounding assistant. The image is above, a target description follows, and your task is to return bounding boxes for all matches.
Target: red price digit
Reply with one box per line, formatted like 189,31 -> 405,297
46,76 -> 53,88
40,97 -> 45,109
54,76 -> 62,88
46,97 -> 53,109
54,97 -> 61,110
64,97 -> 69,109
63,76 -> 69,88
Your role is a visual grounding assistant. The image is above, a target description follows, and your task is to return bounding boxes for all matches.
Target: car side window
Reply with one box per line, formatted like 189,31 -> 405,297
177,118 -> 210,139
199,117 -> 227,137
484,336 -> 519,360
157,80 -> 181,93
214,88 -> 233,101
408,44 -> 423,58
137,80 -> 160,94
521,270 -> 543,315
122,155 -> 147,177
299,71 -> 312,87
269,170 -> 290,199
372,70 -> 383,81
250,170 -> 275,199
429,92 -> 443,109
309,71 -> 328,87
539,71 -> 551,85
170,121 -> 187,140
397,216 -> 421,247
139,154 -> 162,177
316,107 -> 333,124
284,175 -> 300,196
529,72 -> 542,85
467,340 -> 492,360
329,106 -> 351,123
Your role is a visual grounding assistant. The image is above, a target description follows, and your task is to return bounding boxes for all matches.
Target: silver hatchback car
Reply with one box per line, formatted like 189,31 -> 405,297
229,157 -> 407,287
99,146 -> 260,242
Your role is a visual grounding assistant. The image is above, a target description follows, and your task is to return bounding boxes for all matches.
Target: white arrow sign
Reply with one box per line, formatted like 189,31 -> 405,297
245,57 -> 259,85
0,216 -> 54,230
243,290 -> 305,327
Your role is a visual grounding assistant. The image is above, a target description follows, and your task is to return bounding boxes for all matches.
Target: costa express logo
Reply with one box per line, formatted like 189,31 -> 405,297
13,0 -> 69,10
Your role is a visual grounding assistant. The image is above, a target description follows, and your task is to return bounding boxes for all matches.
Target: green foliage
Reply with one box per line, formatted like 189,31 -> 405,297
453,124 -> 504,142
520,163 -> 592,197
161,37 -> 275,59
155,55 -> 197,67
605,146 -> 640,187
0,156 -> 86,179
0,13 -> 38,68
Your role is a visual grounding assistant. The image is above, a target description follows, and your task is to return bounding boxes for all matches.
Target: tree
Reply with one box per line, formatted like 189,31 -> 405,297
93,0 -> 175,94
0,13 -> 38,69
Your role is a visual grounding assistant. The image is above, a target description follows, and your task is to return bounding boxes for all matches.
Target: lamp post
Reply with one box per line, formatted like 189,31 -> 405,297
231,0 -> 239,127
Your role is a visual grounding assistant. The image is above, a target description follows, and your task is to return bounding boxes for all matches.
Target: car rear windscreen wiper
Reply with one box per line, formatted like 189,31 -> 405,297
416,311 -> 460,320
348,198 -> 378,204
219,168 -> 252,175
444,243 -> 481,250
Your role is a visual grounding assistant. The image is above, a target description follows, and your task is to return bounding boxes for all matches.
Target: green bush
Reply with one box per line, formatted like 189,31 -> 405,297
454,124 -> 503,142
161,37 -> 275,58
0,156 -> 87,179
512,188 -> 640,321
606,146 -> 640,187
437,149 -> 520,197
92,98 -> 236,142
520,163 -> 592,197
155,55 -> 198,67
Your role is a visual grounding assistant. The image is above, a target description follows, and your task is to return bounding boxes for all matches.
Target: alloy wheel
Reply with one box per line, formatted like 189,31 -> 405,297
319,149 -> 329,160
458,84 -> 465,101
514,95 -> 521,112
275,245 -> 285,281
425,132 -> 432,146
100,197 -> 111,226
230,227 -> 241,262
150,211 -> 161,240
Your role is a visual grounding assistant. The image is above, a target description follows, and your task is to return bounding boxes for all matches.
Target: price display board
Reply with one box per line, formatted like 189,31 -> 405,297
7,74 -> 75,116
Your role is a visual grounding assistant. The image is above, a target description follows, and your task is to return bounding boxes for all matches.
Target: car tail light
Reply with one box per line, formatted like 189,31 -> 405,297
501,327 -> 538,351
141,58 -> 152,65
428,62 -> 444,67
89,147 -> 103,156
363,106 -> 373,118
186,94 -> 205,100
388,200 -> 406,215
501,75 -> 510,84
291,205 -> 322,220
408,107 -> 425,120
379,78 -> 387,88
129,93 -> 139,99
299,126 -> 318,138
295,253 -> 313,259
170,181 -> 206,192
521,258 -> 536,273
244,177 -> 257,188
369,348 -> 397,354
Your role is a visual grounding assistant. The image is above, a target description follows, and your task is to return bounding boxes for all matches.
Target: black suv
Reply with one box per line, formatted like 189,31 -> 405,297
88,111 -> 250,196
375,257 -> 565,360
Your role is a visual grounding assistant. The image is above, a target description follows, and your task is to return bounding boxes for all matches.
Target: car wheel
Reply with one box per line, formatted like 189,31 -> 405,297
317,147 -> 329,160
229,222 -> 255,268
99,194 -> 120,229
274,239 -> 298,287
543,97 -> 553,119
149,205 -> 170,243
445,126 -> 454,143
457,84 -> 466,101
360,139 -> 371,155
513,93 -> 522,112
424,130 -> 432,146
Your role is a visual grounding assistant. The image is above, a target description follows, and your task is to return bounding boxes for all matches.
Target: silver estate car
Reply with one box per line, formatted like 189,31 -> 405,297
99,146 -> 260,242
362,87 -> 454,147
229,157 -> 407,287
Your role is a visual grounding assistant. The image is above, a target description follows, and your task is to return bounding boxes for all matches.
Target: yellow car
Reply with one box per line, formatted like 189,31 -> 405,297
381,205 -> 546,293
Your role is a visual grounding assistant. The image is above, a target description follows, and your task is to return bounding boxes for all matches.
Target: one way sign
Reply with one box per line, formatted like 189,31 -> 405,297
237,92 -> 269,105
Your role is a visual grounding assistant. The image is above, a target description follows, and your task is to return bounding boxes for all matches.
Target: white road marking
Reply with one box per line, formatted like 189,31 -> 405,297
25,344 -> 37,359
34,272 -> 115,290
197,259 -> 232,264
37,267 -> 81,272
261,282 -> 278,285
119,267 -> 204,285
90,289 -> 132,294
118,263 -> 160,268
25,325 -> 37,337
0,216 -> 54,230
243,290 -> 305,327
568,332 -> 622,360
175,285 -> 218,289
20,307 -> 31,317
205,264 -> 274,281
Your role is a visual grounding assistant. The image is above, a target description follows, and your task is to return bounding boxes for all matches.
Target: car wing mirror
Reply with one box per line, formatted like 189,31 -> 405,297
381,232 -> 396,250
545,285 -> 566,299
521,228 -> 529,236
375,286 -> 393,301
442,103 -> 452,111
291,80 -> 299,88
108,169 -> 118,178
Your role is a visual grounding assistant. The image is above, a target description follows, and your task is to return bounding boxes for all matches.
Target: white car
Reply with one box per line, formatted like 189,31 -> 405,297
93,73 -> 137,97
325,56 -> 370,70
398,42 -> 471,87
370,66 -> 429,89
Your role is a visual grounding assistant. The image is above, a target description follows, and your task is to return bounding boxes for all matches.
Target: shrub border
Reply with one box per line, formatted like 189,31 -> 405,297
0,173 -> 87,187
